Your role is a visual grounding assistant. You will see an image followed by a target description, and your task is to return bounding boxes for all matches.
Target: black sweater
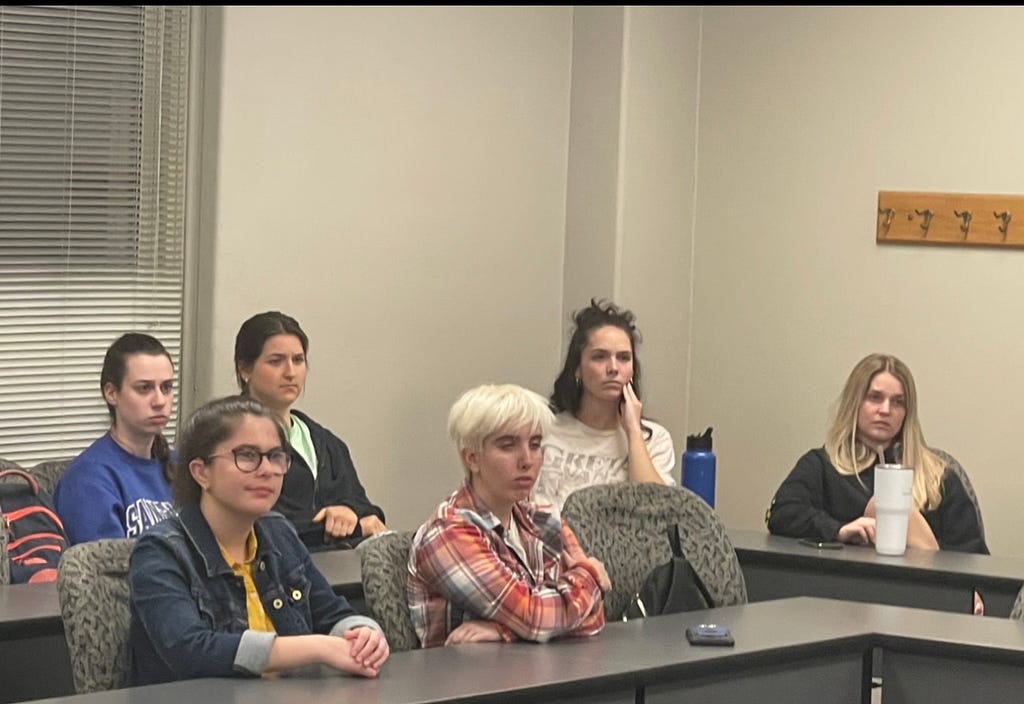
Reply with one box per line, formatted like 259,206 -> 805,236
765,447 -> 988,554
274,409 -> 386,550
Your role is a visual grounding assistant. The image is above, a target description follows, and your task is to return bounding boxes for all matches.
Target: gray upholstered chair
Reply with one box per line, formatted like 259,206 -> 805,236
1011,586 -> 1024,621
29,458 -> 72,495
0,456 -> 23,476
56,539 -> 136,693
562,483 -> 747,621
932,448 -> 986,544
358,530 -> 419,652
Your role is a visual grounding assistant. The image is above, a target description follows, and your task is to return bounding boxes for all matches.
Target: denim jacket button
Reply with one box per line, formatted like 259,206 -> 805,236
292,589 -> 302,601
258,561 -> 266,571
273,598 -> 283,610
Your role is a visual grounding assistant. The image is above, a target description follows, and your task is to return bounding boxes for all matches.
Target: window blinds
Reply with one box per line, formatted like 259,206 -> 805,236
0,5 -> 190,466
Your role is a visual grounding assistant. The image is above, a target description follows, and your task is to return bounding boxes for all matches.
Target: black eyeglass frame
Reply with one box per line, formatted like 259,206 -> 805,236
208,447 -> 291,474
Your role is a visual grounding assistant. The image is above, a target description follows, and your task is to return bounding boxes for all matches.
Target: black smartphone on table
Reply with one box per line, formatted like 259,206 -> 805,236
685,623 -> 735,647
798,538 -> 844,550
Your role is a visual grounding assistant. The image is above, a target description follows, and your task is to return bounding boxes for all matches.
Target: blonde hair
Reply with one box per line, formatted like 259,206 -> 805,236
824,353 -> 944,511
447,384 -> 554,477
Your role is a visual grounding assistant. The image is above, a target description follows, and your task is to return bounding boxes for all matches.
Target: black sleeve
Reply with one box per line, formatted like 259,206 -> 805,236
766,449 -> 845,542
319,430 -> 386,523
932,469 -> 988,555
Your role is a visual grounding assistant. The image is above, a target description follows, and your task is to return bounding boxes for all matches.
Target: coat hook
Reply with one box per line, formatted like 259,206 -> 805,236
994,211 -> 1012,239
954,209 -> 972,238
878,207 -> 895,234
914,209 -> 933,236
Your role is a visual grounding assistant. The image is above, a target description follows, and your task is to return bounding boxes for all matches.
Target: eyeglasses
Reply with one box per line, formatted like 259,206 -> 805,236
209,447 -> 291,474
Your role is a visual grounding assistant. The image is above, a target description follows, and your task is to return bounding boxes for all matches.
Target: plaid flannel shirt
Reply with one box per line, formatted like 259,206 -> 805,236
407,482 -> 605,648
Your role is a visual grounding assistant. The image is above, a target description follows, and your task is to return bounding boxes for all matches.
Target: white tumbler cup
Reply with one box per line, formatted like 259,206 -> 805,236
874,464 -> 914,556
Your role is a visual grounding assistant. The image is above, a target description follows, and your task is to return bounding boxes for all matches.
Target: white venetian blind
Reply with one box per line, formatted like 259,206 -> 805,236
0,5 -> 190,466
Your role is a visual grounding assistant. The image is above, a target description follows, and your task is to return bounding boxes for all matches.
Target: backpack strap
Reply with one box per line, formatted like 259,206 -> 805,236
666,523 -> 714,607
667,523 -> 683,558
0,469 -> 40,496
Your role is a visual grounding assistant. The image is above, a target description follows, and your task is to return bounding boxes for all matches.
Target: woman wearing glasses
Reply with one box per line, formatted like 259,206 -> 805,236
234,311 -> 387,550
128,395 -> 389,685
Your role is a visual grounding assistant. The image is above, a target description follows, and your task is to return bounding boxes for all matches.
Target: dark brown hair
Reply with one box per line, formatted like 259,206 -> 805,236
234,311 -> 310,393
172,395 -> 287,507
550,298 -> 644,414
101,332 -> 175,481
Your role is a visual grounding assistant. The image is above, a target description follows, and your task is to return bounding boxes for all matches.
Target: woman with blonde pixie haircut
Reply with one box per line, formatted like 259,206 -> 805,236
408,384 -> 609,649
766,353 -> 987,557
448,384 -> 554,476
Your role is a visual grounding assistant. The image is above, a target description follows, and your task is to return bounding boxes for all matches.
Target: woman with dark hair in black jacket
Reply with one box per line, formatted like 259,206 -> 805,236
234,311 -> 386,550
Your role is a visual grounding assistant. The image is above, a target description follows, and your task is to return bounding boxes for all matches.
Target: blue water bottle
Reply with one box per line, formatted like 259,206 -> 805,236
682,427 -> 716,507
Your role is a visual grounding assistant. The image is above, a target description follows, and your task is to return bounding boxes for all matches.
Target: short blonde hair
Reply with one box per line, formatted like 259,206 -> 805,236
447,384 -> 554,456
824,353 -> 944,511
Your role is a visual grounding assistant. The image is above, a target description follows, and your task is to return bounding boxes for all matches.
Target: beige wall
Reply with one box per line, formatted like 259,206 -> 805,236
616,7 -> 699,448
195,6 -> 573,527
564,5 -> 699,466
195,6 -> 1023,556
694,6 -> 1024,556
563,6 -> 624,312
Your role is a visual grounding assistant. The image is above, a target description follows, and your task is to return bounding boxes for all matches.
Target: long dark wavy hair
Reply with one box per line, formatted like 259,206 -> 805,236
550,298 -> 644,416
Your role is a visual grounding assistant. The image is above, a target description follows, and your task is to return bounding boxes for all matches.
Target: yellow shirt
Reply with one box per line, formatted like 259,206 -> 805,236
218,530 -> 275,633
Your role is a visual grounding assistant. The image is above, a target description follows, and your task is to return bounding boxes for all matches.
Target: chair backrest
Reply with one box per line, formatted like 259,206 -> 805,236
56,539 -> 136,693
931,448 -> 986,543
1011,585 -> 1024,621
562,483 -> 747,621
30,458 -> 72,495
0,457 -> 23,475
358,530 -> 419,652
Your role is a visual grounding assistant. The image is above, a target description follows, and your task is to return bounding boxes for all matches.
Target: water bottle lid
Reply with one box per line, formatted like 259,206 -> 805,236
686,427 -> 713,451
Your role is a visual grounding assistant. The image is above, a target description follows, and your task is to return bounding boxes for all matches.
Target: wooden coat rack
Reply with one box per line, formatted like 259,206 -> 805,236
877,191 -> 1024,248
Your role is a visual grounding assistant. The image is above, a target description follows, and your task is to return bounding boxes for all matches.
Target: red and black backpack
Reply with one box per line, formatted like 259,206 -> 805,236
0,468 -> 69,583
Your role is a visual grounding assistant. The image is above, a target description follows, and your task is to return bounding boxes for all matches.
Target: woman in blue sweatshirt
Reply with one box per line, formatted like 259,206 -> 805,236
54,333 -> 176,543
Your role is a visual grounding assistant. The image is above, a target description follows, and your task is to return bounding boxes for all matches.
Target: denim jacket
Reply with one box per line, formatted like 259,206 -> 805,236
128,504 -> 380,685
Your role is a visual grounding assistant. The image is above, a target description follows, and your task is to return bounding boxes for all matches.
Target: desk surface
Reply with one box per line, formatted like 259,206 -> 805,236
0,582 -> 62,637
729,529 -> 1024,586
728,529 -> 1024,617
5,534 -> 1024,703
5,532 -> 1022,636
24,597 -> 1024,704
0,548 -> 365,704
0,549 -> 365,638
309,547 -> 363,595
